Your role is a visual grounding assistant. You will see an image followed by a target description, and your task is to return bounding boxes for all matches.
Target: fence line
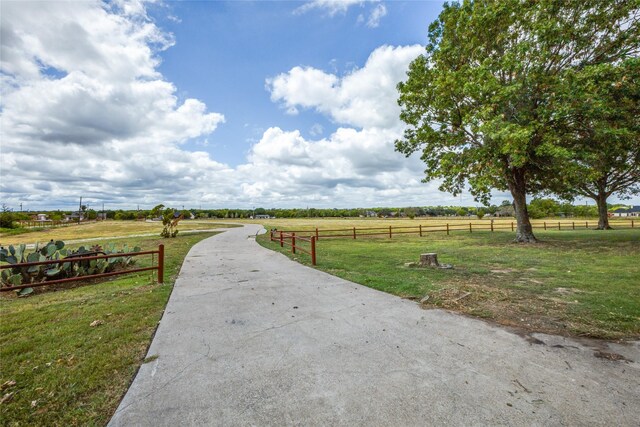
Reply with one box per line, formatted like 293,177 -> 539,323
0,244 -> 164,292
270,231 -> 316,265
281,220 -> 636,241
268,220 -> 636,266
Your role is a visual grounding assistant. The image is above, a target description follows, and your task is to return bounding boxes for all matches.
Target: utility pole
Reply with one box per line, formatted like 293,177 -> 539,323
78,196 -> 82,224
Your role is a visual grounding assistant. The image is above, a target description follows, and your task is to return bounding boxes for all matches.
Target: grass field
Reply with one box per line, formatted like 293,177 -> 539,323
246,216 -> 636,232
0,232 -> 217,426
257,219 -> 640,340
0,220 -> 232,246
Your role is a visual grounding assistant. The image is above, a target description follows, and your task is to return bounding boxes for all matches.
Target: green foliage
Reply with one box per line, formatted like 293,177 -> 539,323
49,212 -> 63,221
528,198 -> 561,219
404,207 -> 417,219
0,240 -> 141,293
554,58 -> 640,227
86,209 -> 98,220
0,205 -> 17,229
151,204 -> 181,238
456,208 -> 468,217
396,0 -> 640,241
476,208 -> 486,219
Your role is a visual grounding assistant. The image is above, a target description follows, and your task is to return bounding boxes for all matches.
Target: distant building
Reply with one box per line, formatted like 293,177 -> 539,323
611,206 -> 640,217
64,213 -> 84,221
35,213 -> 48,221
254,214 -> 271,219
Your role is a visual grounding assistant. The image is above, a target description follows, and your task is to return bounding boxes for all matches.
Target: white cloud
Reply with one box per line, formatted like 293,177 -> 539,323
367,4 -> 387,28
0,0 -> 226,209
0,1 -> 481,210
267,44 -> 424,129
294,0 -> 388,27
294,0 -> 369,17
238,126 -> 441,207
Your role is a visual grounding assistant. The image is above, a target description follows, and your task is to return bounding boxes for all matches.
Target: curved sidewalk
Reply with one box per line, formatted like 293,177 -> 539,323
110,224 -> 639,426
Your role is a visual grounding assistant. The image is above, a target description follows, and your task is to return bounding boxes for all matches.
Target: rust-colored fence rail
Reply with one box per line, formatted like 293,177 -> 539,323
270,231 -> 316,265
0,244 -> 164,292
280,219 -> 636,241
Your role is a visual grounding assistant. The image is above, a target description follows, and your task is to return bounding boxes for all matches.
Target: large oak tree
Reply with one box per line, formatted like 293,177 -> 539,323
396,0 -> 640,242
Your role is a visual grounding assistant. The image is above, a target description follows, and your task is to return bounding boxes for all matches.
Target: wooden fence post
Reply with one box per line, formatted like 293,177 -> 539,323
279,231 -> 284,247
353,227 -> 356,239
572,221 -> 575,230
490,220 -> 494,232
389,226 -> 392,238
311,236 -> 317,266
511,221 -> 514,232
632,220 -> 634,228
292,233 -> 296,254
158,244 -> 164,284
446,223 -> 450,235
469,223 -> 472,233
419,224 -> 422,237
544,221 -> 547,230
558,222 -> 561,230
585,221 -> 588,229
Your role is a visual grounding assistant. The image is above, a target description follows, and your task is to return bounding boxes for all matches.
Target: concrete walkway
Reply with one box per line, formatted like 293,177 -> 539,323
110,224 -> 639,426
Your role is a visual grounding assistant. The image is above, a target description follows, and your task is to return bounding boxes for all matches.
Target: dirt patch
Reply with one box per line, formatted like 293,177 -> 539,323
417,276 -> 622,340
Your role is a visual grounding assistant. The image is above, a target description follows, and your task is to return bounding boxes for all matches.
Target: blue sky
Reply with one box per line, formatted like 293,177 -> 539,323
151,1 -> 442,166
0,0 -> 634,211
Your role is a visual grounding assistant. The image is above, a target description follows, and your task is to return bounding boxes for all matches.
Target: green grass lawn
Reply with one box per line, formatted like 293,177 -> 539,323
0,232 -> 217,426
258,228 -> 640,340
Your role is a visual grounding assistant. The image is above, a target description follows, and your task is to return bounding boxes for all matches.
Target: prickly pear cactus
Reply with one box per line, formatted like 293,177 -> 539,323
1,240 -> 144,294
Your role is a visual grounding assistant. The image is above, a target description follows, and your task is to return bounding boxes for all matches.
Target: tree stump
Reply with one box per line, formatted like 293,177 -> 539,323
419,253 -> 439,267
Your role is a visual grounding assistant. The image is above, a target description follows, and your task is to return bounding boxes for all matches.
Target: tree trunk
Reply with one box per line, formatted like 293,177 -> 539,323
508,168 -> 537,243
419,253 -> 440,267
595,192 -> 612,230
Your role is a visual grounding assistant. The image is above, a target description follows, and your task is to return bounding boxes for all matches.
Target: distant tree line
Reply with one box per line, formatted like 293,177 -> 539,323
3,199 -> 631,229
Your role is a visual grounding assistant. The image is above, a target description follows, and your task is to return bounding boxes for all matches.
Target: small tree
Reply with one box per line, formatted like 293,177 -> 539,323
151,204 -> 182,238
476,208 -> 486,220
0,205 -> 16,229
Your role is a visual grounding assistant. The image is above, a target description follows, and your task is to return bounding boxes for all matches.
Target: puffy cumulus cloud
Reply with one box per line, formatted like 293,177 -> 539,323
0,0 -> 227,209
267,45 -> 424,129
252,43 -> 481,207
237,126 -> 448,207
0,1 -> 467,210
